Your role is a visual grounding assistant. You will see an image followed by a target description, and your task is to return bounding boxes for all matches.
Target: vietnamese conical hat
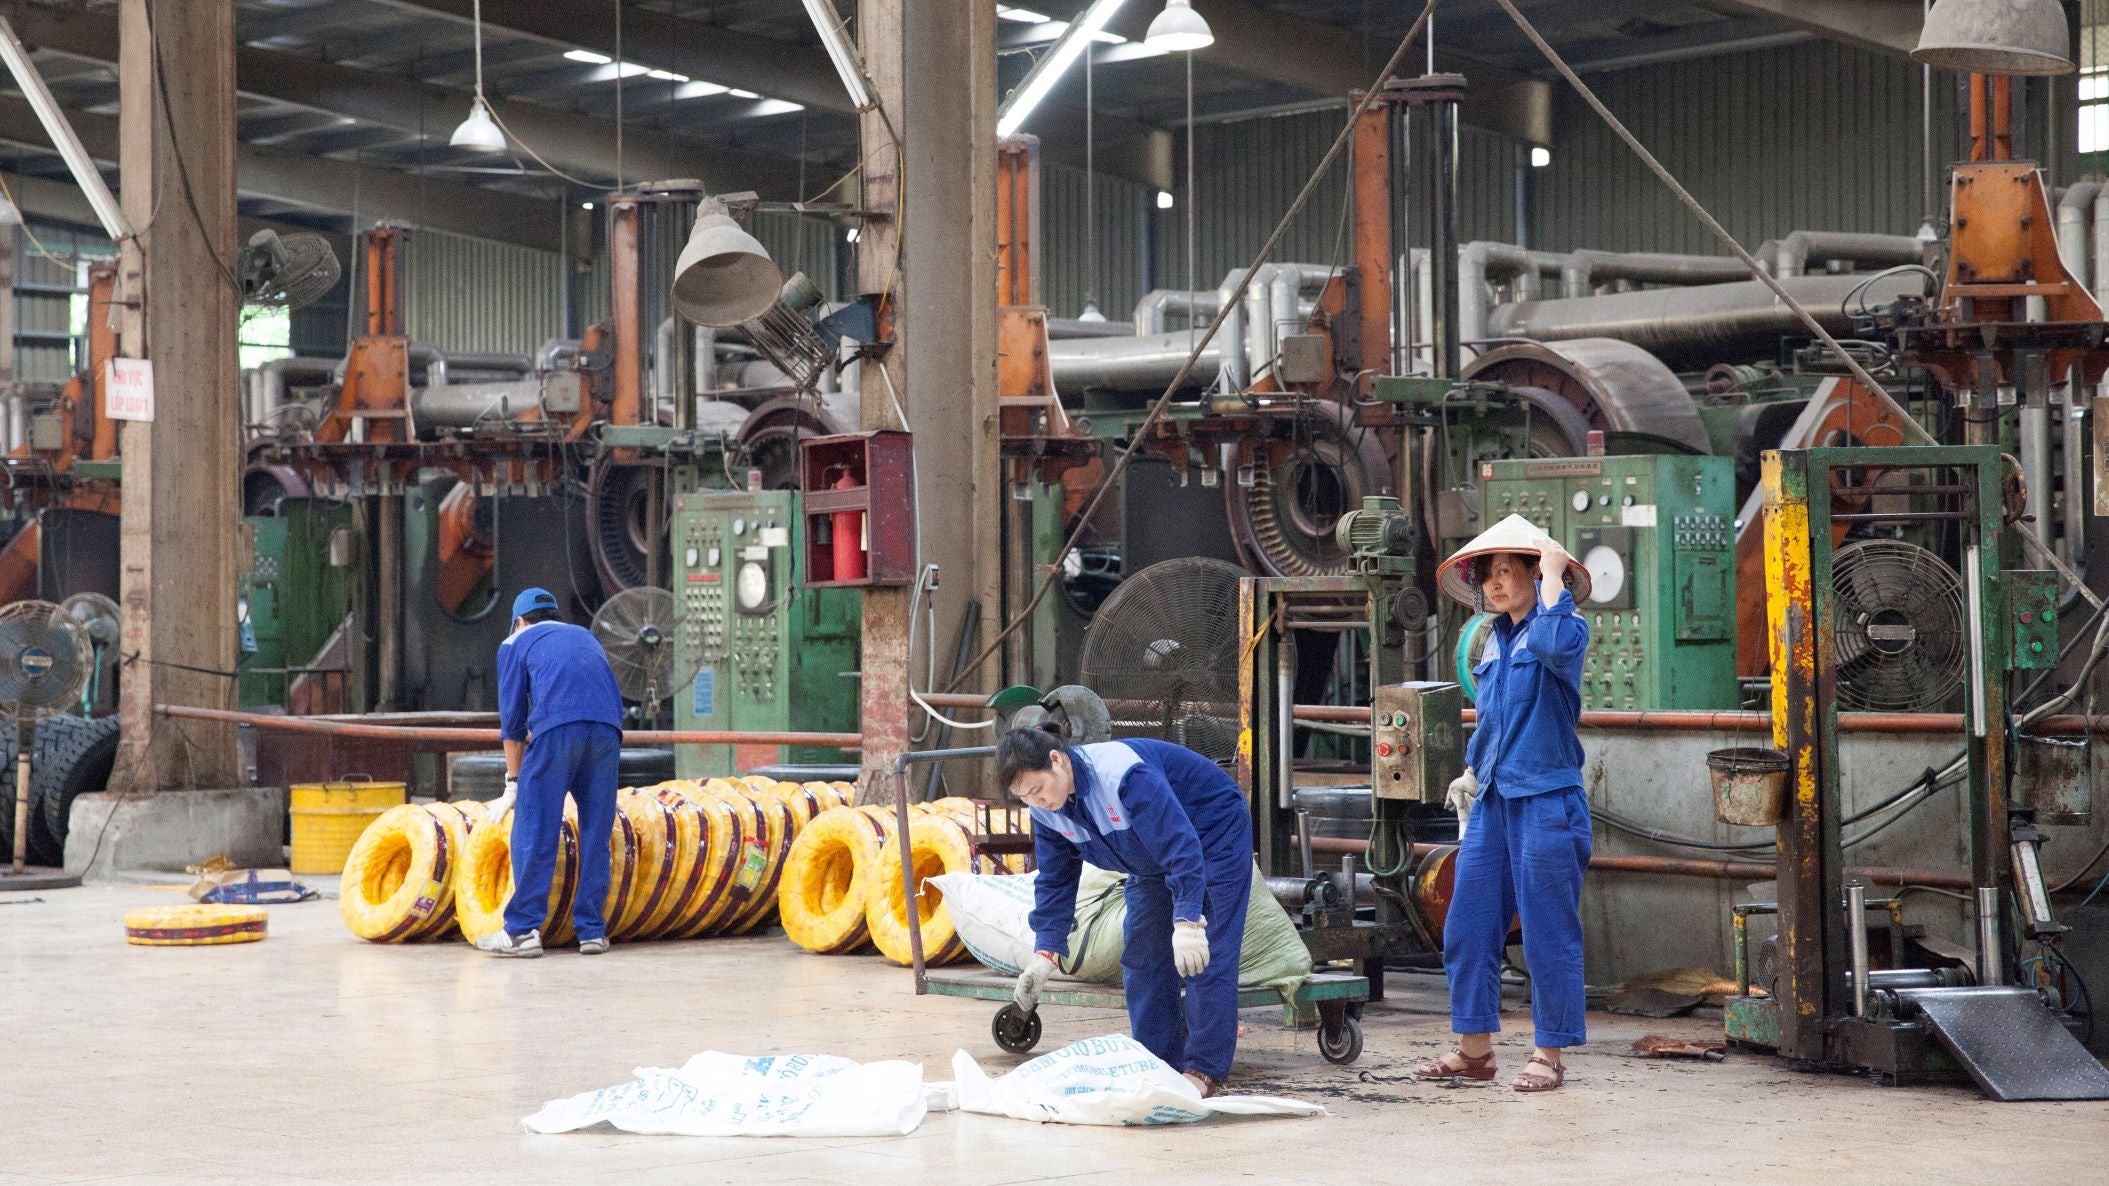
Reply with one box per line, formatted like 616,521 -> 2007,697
1435,512 -> 1591,608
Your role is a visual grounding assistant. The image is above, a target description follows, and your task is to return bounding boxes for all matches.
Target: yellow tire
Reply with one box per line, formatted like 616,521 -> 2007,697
639,793 -> 711,940
777,782 -> 831,833
600,807 -> 639,938
722,793 -> 798,935
778,806 -> 892,953
339,803 -> 467,943
867,814 -> 995,966
125,904 -> 268,946
610,794 -> 677,941
682,785 -> 769,938
453,807 -> 579,945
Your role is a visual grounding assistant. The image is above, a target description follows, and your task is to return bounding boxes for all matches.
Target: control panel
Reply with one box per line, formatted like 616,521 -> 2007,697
1479,454 -> 1737,711
2009,569 -> 2058,671
672,489 -> 858,777
1370,681 -> 1463,802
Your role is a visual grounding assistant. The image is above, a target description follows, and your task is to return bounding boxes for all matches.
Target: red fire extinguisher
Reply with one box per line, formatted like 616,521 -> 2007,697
831,469 -> 867,582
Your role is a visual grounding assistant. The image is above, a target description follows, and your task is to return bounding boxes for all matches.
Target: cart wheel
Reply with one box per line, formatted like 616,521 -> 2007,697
1318,1015 -> 1363,1065
993,1004 -> 1043,1054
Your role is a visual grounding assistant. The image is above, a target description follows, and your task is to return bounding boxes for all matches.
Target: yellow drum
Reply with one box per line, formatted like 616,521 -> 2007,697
290,779 -> 407,874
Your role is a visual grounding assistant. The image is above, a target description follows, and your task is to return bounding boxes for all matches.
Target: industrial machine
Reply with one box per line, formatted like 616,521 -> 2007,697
1726,446 -> 2109,1100
0,599 -> 90,875
1471,453 -> 1737,710
1237,496 -> 1456,988
238,498 -> 355,714
670,488 -> 858,777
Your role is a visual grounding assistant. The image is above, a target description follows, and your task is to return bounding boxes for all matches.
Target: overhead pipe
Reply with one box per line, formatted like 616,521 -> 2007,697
156,704 -> 860,748
1048,331 -> 1226,395
1559,249 -> 1749,294
1132,289 -> 1222,336
2056,182 -> 2101,297
2063,384 -> 2088,576
1308,836 -> 1973,891
1244,264 -> 1333,386
1773,231 -> 1924,277
1213,268 -> 1249,389
1458,242 -> 1567,349
1486,273 -> 1920,369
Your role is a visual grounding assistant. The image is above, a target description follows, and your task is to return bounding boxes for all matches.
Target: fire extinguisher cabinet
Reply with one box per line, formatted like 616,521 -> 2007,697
798,430 -> 916,587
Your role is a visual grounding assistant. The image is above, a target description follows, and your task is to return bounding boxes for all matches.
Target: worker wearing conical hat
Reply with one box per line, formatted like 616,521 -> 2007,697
1414,514 -> 1592,1092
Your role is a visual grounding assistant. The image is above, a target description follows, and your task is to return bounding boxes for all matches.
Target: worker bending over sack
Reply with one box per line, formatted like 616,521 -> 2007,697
476,587 -> 626,958
1415,514 -> 1591,1092
1000,728 -> 1253,1097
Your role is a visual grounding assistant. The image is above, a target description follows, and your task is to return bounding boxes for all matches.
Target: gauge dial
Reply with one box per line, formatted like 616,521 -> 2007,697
1571,489 -> 1592,512
1582,544 -> 1625,604
736,560 -> 769,610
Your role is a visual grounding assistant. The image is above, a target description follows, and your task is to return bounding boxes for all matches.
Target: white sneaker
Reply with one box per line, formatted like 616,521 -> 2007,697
578,936 -> 610,955
475,929 -> 543,958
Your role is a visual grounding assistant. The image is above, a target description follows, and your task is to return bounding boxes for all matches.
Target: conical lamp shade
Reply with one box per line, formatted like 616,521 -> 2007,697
1912,0 -> 2073,76
1146,0 -> 1213,52
450,99 -> 507,151
672,205 -> 785,327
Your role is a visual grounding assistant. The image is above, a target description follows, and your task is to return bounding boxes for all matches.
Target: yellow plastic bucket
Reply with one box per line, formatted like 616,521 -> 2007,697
290,779 -> 407,874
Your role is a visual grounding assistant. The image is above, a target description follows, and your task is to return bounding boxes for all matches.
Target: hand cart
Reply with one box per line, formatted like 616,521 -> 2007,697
923,965 -> 1371,1065
888,741 -> 1371,1068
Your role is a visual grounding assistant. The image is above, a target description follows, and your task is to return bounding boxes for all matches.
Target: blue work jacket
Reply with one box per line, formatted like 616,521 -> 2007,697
1027,739 -> 1248,957
1464,583 -> 1589,798
497,621 -> 625,743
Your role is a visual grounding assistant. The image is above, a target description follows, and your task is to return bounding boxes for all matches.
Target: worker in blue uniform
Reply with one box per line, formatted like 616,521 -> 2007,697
1414,515 -> 1591,1091
476,587 -> 626,958
999,727 -> 1253,1097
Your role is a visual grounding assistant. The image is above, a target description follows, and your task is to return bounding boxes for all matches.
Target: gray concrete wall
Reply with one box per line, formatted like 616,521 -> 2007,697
1578,728 -> 2109,985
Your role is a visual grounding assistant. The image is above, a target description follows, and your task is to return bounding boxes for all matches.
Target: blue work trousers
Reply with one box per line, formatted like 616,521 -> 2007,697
1121,861 -> 1251,1080
1443,785 -> 1591,1048
504,720 -> 621,941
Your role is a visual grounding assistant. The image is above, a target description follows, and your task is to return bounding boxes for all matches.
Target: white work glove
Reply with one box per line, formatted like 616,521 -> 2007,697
1013,951 -> 1056,1012
487,780 -> 517,820
1445,767 -> 1478,824
1172,919 -> 1211,978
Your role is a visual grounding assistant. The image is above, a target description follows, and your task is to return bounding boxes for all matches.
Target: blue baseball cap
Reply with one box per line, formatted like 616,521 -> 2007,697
511,587 -> 560,620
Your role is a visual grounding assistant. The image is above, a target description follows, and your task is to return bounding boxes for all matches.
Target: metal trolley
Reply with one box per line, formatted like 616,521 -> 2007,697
890,742 -> 1372,1067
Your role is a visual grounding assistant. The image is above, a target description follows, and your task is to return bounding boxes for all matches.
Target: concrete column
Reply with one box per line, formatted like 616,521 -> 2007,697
109,0 -> 242,791
855,0 -> 1001,796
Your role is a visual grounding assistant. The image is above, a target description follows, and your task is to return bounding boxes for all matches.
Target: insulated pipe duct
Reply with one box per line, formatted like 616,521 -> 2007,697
1459,242 -> 1570,348
1046,317 -> 1136,340
2023,398 -> 2054,553
1244,264 -> 1333,387
2057,182 -> 2101,296
1214,270 -> 1249,389
655,316 -> 678,422
1486,273 -> 1921,370
1774,231 -> 1924,277
1559,249 -> 1749,294
1048,331 -> 1225,395
2093,187 -> 2109,310
249,357 -> 337,428
2064,385 -> 2088,573
1133,289 -> 1221,336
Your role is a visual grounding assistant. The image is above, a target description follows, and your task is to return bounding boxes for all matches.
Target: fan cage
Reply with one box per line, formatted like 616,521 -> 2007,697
1830,539 -> 1967,713
1077,558 -> 1246,762
592,587 -> 677,704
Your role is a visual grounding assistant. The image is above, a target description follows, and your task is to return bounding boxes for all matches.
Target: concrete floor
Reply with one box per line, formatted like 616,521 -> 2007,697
4,882 -> 2106,1186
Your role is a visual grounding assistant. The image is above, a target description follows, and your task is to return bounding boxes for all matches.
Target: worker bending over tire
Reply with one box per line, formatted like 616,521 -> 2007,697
477,587 -> 626,958
1000,728 -> 1253,1097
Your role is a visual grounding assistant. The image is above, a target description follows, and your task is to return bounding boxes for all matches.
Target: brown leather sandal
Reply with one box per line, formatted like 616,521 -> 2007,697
1512,1053 -> 1565,1092
1181,1070 -> 1222,1098
1411,1048 -> 1498,1081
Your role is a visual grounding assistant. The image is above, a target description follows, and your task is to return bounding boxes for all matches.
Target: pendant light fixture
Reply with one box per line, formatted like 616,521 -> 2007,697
1145,0 -> 1213,53
450,0 -> 508,151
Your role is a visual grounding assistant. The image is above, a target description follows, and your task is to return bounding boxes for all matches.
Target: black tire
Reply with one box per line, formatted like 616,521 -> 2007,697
1318,1014 -> 1363,1065
450,745 -> 675,802
992,1004 -> 1043,1055
36,715 -> 120,856
0,720 -> 22,862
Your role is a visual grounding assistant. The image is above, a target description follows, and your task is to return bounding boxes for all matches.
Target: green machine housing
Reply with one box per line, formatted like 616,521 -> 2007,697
671,489 -> 859,778
1478,454 -> 1736,710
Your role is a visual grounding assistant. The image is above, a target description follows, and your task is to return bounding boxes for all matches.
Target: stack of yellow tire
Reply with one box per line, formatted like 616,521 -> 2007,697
780,795 -> 1028,965
339,778 -> 864,945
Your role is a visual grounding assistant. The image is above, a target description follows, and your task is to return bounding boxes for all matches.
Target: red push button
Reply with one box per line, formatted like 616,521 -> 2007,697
1376,743 -> 1394,757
